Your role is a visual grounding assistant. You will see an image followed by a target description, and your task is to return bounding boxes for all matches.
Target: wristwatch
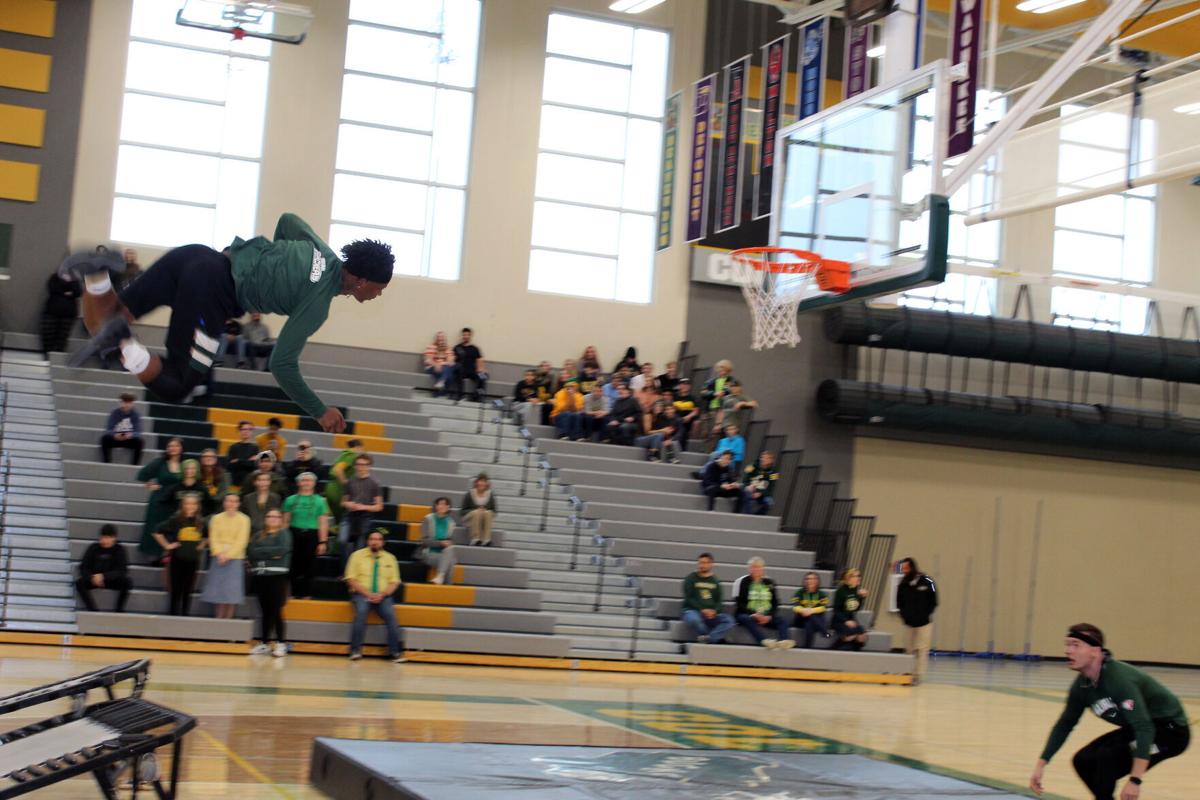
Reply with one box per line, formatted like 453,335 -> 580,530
1130,777 -> 1143,786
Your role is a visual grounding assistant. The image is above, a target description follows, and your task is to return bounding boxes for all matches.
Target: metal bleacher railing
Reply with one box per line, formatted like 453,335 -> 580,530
0,380 -> 11,629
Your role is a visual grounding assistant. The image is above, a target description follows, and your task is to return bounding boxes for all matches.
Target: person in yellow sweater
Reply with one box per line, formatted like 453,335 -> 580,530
551,380 -> 586,440
202,492 -> 251,619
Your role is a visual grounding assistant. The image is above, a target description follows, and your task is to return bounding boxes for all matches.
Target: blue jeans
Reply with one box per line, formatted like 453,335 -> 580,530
742,490 -> 773,515
682,609 -> 735,643
349,594 -> 401,657
426,364 -> 457,396
795,612 -> 830,648
554,412 -> 584,439
736,612 -> 790,644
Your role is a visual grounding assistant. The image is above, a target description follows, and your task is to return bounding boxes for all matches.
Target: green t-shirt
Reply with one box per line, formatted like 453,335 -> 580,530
228,213 -> 344,418
283,492 -> 331,530
709,376 -> 728,410
747,580 -> 773,615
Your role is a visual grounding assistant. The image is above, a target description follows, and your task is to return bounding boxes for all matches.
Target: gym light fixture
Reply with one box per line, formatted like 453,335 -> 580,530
609,0 -> 667,12
1015,0 -> 1087,14
867,45 -> 886,58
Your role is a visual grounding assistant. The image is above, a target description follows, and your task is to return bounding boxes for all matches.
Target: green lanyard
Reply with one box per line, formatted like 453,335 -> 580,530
371,558 -> 379,593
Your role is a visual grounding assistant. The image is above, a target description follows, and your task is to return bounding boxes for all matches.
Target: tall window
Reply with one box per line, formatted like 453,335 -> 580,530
112,0 -> 270,248
1050,104 -> 1156,332
900,91 -> 1004,314
528,13 -> 670,303
330,0 -> 482,280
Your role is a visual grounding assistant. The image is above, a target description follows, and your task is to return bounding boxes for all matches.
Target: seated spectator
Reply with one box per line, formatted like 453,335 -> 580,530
241,312 -> 275,371
605,384 -> 642,446
614,346 -> 640,374
832,569 -> 870,651
283,472 -> 331,599
325,438 -> 365,524
153,493 -> 207,617
256,418 -> 288,461
423,330 -> 457,398
225,421 -> 260,486
636,384 -> 659,415
654,401 -> 682,463
100,392 -> 143,465
214,317 -> 243,367
560,358 -> 578,381
420,496 -> 458,585
577,363 -> 601,394
137,437 -> 184,562
602,372 -> 627,405
345,529 -> 405,663
707,424 -> 747,471
201,492 -> 250,620
657,362 -> 681,395
629,362 -> 656,392
636,400 -> 677,462
578,345 -> 602,373
76,524 -> 131,613
733,557 -> 794,649
581,384 -> 610,442
512,369 -> 541,425
551,380 -> 586,440
461,474 -> 497,546
340,455 -> 384,564
721,380 -> 758,433
701,359 -> 735,447
672,379 -> 700,452
247,508 -> 292,657
534,361 -> 558,425
452,327 -> 487,402
791,571 -> 831,648
742,451 -> 779,515
172,459 -> 216,516
681,553 -> 734,644
199,448 -> 229,508
285,439 -> 324,489
701,451 -> 743,512
241,451 -> 288,497
244,471 -> 283,534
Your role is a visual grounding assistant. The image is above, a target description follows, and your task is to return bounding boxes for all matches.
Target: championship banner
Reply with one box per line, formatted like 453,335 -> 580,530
799,18 -> 828,119
753,35 -> 789,220
657,92 -> 681,251
948,0 -> 984,157
686,74 -> 716,242
716,56 -> 749,233
843,24 -> 869,99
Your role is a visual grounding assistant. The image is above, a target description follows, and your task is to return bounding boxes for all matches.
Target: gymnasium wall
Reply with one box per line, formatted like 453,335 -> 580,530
66,0 -> 706,369
856,436 -> 1200,664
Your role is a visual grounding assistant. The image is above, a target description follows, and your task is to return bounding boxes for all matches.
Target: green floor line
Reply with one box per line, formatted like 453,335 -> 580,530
151,682 -> 533,706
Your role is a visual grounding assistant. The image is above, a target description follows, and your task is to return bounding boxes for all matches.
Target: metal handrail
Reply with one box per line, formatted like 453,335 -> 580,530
490,399 -> 506,464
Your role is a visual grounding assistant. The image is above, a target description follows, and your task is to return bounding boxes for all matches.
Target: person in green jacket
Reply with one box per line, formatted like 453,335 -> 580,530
246,508 -> 293,658
136,437 -> 184,559
1030,623 -> 1190,800
61,213 -> 394,433
831,568 -> 869,651
680,553 -> 734,644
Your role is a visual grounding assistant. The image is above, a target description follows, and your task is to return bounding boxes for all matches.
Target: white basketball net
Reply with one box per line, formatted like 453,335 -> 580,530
730,250 -> 817,351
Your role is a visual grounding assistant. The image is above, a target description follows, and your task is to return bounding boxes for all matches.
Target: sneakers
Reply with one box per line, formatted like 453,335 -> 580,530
392,653 -> 407,664
762,638 -> 778,649
58,246 -> 124,283
470,539 -> 482,546
669,457 -> 681,464
696,635 -> 710,644
430,574 -> 444,585
68,315 -> 132,368
776,639 -> 795,650
272,642 -> 288,658
348,651 -> 363,661
249,643 -> 269,655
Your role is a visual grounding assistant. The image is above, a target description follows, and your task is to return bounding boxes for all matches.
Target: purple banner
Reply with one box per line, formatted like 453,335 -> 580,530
753,36 -> 789,220
948,0 -> 984,157
686,74 -> 716,242
843,24 -> 869,100
716,56 -> 749,233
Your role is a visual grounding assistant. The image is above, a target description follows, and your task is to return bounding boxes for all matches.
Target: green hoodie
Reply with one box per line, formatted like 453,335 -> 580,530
682,571 -> 723,612
246,528 -> 293,575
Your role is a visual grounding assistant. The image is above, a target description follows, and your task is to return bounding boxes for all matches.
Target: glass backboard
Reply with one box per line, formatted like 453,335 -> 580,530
771,60 -> 951,312
177,0 -> 313,44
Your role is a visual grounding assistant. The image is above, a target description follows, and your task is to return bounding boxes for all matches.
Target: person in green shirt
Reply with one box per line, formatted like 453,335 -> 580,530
680,553 -> 735,644
791,571 -> 831,648
831,568 -> 869,651
1030,624 -> 1190,800
420,497 -> 458,585
61,213 -> 394,433
282,472 -> 331,599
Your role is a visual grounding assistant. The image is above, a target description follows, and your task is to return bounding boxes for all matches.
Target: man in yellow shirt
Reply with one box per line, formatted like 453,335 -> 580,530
344,529 -> 404,663
256,417 -> 288,461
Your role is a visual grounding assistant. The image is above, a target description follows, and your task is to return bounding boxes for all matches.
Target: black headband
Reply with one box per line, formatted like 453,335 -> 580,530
1067,630 -> 1102,648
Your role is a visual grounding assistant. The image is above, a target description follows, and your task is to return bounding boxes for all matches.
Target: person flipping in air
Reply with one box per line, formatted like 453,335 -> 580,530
61,214 -> 394,433
1030,623 -> 1190,800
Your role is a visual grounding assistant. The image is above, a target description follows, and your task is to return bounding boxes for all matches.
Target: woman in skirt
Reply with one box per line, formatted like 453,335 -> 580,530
201,492 -> 251,618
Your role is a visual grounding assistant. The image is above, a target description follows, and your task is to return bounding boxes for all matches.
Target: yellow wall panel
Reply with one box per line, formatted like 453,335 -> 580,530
0,48 -> 51,92
397,504 -> 430,523
0,0 -> 56,38
0,160 -> 39,202
0,104 -> 45,147
404,585 -> 475,607
209,408 -> 300,429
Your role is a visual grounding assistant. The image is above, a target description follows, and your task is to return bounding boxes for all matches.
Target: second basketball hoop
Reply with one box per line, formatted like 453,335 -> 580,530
730,247 -> 850,350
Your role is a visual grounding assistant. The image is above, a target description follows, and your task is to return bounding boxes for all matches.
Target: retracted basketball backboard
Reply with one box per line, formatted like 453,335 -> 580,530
771,60 -> 951,313
176,0 -> 313,44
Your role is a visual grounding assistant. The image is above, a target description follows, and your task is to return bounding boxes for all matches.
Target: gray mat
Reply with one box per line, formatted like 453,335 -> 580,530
309,741 -> 1025,799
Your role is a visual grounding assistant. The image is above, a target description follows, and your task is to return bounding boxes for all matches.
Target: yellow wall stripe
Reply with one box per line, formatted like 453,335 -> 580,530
352,420 -> 385,438
0,0 -> 56,38
0,160 -> 39,202
0,103 -> 45,147
209,408 -> 300,429
404,584 -> 476,607
397,504 -> 430,524
0,48 -> 52,92
283,600 -> 453,628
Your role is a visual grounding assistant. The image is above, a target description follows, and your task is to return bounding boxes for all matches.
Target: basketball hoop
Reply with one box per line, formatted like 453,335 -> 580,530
730,247 -> 851,350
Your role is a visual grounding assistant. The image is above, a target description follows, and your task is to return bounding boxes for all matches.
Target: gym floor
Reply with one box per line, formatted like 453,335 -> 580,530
1,644 -> 1196,799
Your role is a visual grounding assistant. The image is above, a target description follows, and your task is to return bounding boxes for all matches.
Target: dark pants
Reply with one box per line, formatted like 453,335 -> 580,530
606,418 -> 639,446
554,412 -> 584,439
41,313 -> 76,355
1072,720 -> 1189,799
289,528 -> 318,599
736,613 -> 790,644
582,414 -> 607,440
167,558 -> 198,616
100,434 -> 144,464
452,371 -> 486,401
241,341 -> 274,370
742,490 -> 773,515
255,573 -> 289,643
76,575 -> 132,612
677,417 -> 694,451
119,244 -> 243,402
704,486 -> 743,512
794,613 -> 830,647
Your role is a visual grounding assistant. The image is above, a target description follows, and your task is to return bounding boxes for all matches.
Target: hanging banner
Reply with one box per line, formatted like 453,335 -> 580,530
843,24 -> 870,100
716,56 -> 749,233
686,74 -> 716,242
657,92 -> 681,251
799,18 -> 828,119
948,0 -> 984,157
753,35 -> 789,220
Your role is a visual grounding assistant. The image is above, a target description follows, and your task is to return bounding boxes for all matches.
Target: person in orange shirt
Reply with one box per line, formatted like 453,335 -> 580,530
550,380 -> 586,441
255,417 -> 288,460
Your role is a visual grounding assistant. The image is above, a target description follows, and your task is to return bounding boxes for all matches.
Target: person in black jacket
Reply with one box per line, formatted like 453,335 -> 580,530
732,558 -> 794,648
42,267 -> 82,356
76,525 -> 132,612
605,384 -> 642,446
896,557 -> 938,683
700,451 -> 742,512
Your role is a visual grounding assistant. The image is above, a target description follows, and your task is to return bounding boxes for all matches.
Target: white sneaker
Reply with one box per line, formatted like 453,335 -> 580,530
348,651 -> 362,661
762,638 -> 778,649
777,639 -> 795,649
430,574 -> 444,585
249,643 -> 269,655
470,539 -> 482,546
272,642 -> 288,658
392,654 -> 407,664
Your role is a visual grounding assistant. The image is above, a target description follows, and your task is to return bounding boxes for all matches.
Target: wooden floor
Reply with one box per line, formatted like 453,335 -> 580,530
1,644 -> 1196,799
